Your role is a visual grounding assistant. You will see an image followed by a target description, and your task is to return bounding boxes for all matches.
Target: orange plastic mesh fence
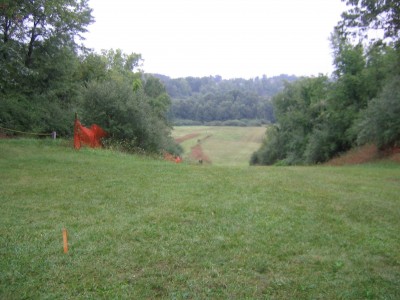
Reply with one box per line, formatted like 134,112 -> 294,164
74,119 -> 107,149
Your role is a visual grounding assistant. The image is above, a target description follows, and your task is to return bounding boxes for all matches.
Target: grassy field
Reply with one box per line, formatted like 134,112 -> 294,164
1,139 -> 400,299
172,126 -> 266,166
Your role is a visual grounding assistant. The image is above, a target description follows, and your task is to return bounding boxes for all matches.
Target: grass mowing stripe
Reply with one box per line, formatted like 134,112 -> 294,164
0,139 -> 399,299
172,126 -> 266,166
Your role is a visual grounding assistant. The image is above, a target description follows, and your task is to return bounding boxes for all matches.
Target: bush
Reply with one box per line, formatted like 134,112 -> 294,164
304,127 -> 337,164
81,79 -> 177,154
356,76 -> 400,149
250,126 -> 286,165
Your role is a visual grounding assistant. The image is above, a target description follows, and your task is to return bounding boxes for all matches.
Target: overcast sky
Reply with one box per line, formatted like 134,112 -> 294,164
83,0 -> 348,79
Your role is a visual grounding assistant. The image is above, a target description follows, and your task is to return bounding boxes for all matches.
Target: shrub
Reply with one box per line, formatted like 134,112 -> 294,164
250,126 -> 286,165
81,79 -> 177,154
356,76 -> 400,149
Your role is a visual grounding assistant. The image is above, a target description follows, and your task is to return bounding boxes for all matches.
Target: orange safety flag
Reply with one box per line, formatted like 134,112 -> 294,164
74,118 -> 107,150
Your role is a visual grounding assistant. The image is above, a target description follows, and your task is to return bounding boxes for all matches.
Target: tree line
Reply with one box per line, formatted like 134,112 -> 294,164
155,74 -> 298,126
2,0 -> 398,163
251,0 -> 400,165
0,0 -> 180,154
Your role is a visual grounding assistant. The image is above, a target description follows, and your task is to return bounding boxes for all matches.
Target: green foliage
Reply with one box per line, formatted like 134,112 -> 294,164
251,76 -> 330,165
303,126 -> 338,164
253,27 -> 400,165
0,0 -> 178,154
77,50 -> 177,154
339,0 -> 400,43
81,79 -> 173,154
78,53 -> 108,84
101,49 -> 142,75
0,0 -> 93,68
143,75 -> 171,121
0,0 -> 92,136
156,74 -> 297,124
356,76 -> 400,148
250,126 -> 286,165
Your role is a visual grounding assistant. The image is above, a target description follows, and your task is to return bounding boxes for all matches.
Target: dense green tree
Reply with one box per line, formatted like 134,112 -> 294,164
252,7 -> 400,165
0,2 -> 179,155
82,79 -> 175,153
79,53 -> 108,84
79,49 -> 178,154
155,74 -> 294,124
356,76 -> 400,148
143,75 -> 171,121
250,126 -> 285,165
0,0 -> 93,134
0,0 -> 92,68
339,0 -> 400,43
252,76 -> 330,165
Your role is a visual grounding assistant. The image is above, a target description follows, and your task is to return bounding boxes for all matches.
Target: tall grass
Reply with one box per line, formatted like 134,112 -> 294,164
1,139 -> 399,299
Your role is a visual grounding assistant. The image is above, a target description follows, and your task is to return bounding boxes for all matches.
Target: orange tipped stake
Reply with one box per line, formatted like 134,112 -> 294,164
62,228 -> 68,253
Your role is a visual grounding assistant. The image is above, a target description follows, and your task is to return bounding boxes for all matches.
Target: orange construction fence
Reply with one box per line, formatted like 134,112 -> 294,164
74,118 -> 107,150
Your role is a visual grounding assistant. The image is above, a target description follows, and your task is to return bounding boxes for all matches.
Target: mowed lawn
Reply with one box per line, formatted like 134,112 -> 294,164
1,139 -> 400,299
172,126 -> 266,166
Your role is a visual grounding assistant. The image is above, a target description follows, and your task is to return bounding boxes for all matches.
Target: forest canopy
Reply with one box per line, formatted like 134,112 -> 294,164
156,74 -> 298,126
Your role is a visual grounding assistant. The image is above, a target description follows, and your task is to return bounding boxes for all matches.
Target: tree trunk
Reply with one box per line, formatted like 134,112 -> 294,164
25,21 -> 37,67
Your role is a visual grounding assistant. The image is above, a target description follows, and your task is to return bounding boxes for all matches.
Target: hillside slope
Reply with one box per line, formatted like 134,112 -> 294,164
1,139 -> 399,299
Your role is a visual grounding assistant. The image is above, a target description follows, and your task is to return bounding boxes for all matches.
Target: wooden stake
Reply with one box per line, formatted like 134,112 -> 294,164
62,228 -> 68,253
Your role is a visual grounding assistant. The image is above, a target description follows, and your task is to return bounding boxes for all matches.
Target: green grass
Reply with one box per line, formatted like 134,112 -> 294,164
1,139 -> 400,299
172,126 -> 266,166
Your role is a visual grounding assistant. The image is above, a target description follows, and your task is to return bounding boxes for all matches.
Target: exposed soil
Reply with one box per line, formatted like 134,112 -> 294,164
188,135 -> 213,164
383,147 -> 400,163
189,144 -> 211,164
174,133 -> 213,164
326,144 -> 400,165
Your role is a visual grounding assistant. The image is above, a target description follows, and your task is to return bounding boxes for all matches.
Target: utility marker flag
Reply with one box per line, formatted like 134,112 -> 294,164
74,117 -> 107,150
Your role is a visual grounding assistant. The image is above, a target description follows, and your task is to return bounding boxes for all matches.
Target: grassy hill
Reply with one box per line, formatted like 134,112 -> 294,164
172,126 -> 266,166
1,139 -> 399,299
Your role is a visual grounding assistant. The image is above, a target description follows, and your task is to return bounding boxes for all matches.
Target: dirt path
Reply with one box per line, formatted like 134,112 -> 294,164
189,144 -> 211,164
175,132 -> 212,163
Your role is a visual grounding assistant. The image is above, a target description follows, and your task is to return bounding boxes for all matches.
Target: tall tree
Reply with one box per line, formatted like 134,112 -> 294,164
356,75 -> 400,148
0,0 -> 93,69
339,0 -> 400,43
0,0 -> 93,133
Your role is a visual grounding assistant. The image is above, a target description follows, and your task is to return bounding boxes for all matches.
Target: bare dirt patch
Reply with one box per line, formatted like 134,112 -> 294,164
175,132 -> 213,164
189,144 -> 211,164
326,144 -> 400,165
383,147 -> 400,163
327,144 -> 379,166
